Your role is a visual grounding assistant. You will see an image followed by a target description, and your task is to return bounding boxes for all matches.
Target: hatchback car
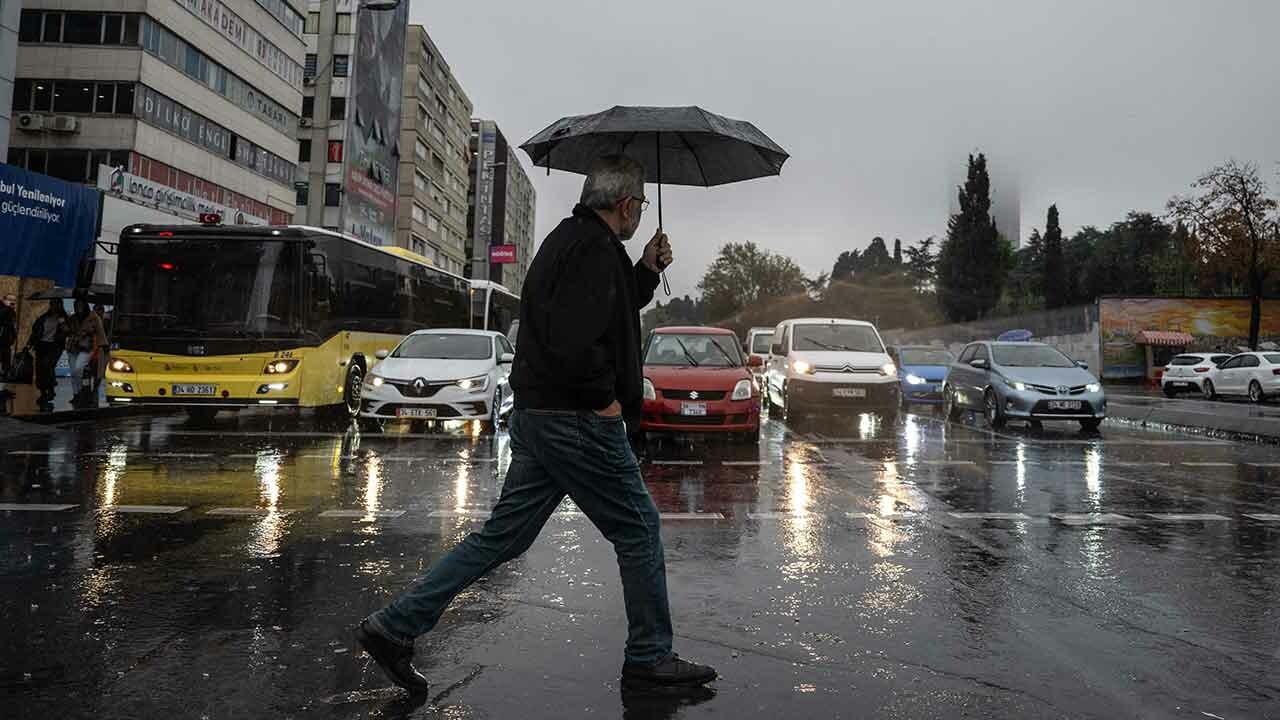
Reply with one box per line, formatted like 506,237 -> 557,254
1161,353 -> 1232,397
1202,352 -> 1280,403
890,345 -> 956,407
944,341 -> 1105,431
765,318 -> 899,423
641,326 -> 762,442
359,329 -> 514,430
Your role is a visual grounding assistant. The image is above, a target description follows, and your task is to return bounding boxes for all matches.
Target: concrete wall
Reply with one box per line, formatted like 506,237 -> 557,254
881,304 -> 1102,373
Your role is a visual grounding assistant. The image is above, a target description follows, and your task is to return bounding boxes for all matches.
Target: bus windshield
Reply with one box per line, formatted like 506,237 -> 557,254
114,238 -> 301,339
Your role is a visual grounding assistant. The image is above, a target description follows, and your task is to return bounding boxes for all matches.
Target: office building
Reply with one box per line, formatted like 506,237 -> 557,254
388,23 -> 472,274
0,0 -> 19,158
6,0 -> 306,226
468,119 -> 535,295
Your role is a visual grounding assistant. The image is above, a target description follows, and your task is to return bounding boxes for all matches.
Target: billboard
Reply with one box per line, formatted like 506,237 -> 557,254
98,166 -> 267,226
1099,297 -> 1280,378
342,1 -> 409,246
489,245 -> 516,264
0,164 -> 100,286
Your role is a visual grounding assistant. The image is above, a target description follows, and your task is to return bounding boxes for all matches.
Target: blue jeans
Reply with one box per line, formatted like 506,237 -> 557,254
366,409 -> 674,665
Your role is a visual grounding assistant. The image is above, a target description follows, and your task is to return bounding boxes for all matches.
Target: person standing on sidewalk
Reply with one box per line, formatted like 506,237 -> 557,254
357,155 -> 717,693
30,300 -> 68,407
68,299 -> 108,403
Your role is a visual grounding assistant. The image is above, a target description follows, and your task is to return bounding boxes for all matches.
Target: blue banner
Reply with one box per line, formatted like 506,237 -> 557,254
0,164 -> 100,286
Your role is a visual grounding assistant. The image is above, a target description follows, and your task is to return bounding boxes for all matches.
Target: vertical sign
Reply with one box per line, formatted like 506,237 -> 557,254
342,0 -> 408,246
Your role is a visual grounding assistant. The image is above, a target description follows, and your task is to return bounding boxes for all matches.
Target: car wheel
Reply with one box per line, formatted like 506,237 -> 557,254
1162,385 -> 1179,398
944,385 -> 962,421
900,390 -> 910,410
1249,380 -> 1264,404
1202,379 -> 1216,401
984,389 -> 1006,429
481,385 -> 502,433
1079,418 -> 1103,432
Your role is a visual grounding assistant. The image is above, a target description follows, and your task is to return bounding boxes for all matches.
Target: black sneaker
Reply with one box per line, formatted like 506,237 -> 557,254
621,653 -> 718,688
355,620 -> 430,693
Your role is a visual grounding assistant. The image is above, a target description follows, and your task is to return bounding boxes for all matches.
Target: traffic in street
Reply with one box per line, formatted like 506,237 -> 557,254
4,408 -> 1279,719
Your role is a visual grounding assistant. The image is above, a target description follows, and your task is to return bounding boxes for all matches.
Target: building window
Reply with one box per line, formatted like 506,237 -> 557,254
42,12 -> 63,42
327,140 -> 343,163
296,185 -> 309,206
412,204 -> 427,224
329,97 -> 346,120
325,183 -> 341,207
427,214 -> 440,232
62,13 -> 103,44
414,140 -> 427,161
411,235 -> 426,256
123,15 -> 140,44
333,55 -> 349,77
301,96 -> 314,118
298,139 -> 312,162
431,122 -> 445,142
304,54 -> 317,79
19,11 -> 42,41
116,83 -> 134,114
94,83 -> 116,114
336,13 -> 353,34
304,12 -> 319,34
414,172 -> 428,194
52,81 -> 95,113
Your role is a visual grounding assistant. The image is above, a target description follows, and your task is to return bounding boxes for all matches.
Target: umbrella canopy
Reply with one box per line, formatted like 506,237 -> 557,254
28,284 -> 115,305
520,105 -> 788,187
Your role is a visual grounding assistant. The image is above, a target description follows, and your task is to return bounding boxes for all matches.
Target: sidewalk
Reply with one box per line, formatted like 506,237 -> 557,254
1106,384 -> 1280,441
1,377 -> 166,424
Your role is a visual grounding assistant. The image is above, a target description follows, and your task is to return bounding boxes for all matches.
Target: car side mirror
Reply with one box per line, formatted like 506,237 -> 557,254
499,352 -> 515,364
374,349 -> 389,360
748,355 -> 764,368
970,358 -> 989,369
770,343 -> 783,356
1076,360 -> 1089,370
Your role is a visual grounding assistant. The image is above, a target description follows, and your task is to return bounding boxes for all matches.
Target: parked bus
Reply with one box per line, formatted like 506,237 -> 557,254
105,223 -> 473,421
469,279 -> 520,338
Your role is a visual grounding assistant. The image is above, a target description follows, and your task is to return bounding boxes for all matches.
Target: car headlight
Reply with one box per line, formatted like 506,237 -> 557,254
880,362 -> 897,378
1086,382 -> 1102,393
731,378 -> 753,401
905,373 -> 926,385
643,378 -> 657,401
1011,381 -> 1027,392
365,373 -> 385,388
792,360 -> 814,375
457,375 -> 489,392
109,358 -> 134,373
264,359 -> 299,374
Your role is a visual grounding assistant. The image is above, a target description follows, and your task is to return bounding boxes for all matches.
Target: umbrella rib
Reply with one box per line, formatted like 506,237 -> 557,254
675,132 -> 710,187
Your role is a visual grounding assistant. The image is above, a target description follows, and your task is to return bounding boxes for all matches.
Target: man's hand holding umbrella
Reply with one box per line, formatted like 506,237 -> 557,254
641,230 -> 673,274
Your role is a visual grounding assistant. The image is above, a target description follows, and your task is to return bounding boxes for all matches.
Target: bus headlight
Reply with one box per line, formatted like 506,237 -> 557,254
264,359 -> 299,374
731,379 -> 753,401
109,359 -> 135,373
457,375 -> 489,392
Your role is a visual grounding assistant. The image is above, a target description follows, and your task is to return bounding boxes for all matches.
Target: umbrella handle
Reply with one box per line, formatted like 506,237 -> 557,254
656,140 -> 671,296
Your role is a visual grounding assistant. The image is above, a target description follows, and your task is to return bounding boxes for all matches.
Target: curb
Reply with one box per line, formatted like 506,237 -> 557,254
1108,402 -> 1280,444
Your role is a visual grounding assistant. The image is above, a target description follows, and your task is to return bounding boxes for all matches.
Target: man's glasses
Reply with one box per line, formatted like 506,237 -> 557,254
631,196 -> 650,212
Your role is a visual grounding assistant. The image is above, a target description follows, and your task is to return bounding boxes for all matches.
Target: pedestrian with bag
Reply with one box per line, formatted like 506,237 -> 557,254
30,300 -> 68,407
68,299 -> 108,404
356,155 -> 717,693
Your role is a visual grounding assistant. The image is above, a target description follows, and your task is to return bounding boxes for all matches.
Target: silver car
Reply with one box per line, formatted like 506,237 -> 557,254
943,341 -> 1106,431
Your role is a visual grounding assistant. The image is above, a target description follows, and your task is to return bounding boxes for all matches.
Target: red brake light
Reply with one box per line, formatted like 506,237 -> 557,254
158,231 -> 174,237
1194,367 -> 1209,373
158,262 -> 176,271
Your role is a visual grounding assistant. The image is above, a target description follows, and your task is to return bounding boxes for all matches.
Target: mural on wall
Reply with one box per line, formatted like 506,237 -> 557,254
1099,298 -> 1280,378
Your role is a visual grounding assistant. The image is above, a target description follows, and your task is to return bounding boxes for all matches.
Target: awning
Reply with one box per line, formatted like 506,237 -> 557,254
1135,330 -> 1194,346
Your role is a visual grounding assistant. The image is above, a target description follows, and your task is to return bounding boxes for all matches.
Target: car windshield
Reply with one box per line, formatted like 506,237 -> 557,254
646,333 -> 742,367
793,324 -> 883,353
993,344 -> 1076,368
114,238 -> 301,339
1266,354 -> 1280,364
394,334 -> 491,360
1169,355 -> 1205,366
899,349 -> 955,366
750,333 -> 774,354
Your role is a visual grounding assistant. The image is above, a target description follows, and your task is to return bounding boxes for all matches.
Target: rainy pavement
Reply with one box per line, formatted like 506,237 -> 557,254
3,409 -> 1280,719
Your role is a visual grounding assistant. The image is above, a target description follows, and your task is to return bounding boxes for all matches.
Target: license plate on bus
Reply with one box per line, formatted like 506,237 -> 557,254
397,408 -> 437,419
1048,400 -> 1083,411
833,388 -> 866,398
681,402 -> 708,416
172,384 -> 216,396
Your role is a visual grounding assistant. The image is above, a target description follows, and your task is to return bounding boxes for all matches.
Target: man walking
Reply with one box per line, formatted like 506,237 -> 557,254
0,293 -> 17,399
30,300 -> 68,407
357,155 -> 717,692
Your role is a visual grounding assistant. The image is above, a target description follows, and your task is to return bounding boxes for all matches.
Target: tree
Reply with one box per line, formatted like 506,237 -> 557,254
831,250 -> 861,282
641,294 -> 704,334
904,237 -> 938,293
862,237 -> 893,274
937,153 -> 1007,321
1041,205 -> 1068,309
699,242 -> 807,321
802,271 -> 830,301
893,238 -> 903,265
1001,229 -> 1043,313
1169,160 -> 1280,349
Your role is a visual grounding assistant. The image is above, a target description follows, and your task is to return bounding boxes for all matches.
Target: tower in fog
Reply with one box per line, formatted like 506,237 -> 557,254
949,154 -> 1021,248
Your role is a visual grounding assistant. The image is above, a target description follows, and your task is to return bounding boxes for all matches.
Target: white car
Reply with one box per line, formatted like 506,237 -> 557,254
1202,351 -> 1280,403
745,326 -> 775,373
764,317 -> 900,422
1161,353 -> 1232,397
360,329 -> 515,429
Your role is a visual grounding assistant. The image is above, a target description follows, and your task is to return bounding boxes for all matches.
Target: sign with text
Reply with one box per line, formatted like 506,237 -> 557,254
98,166 -> 267,226
0,164 -> 100,285
489,245 -> 516,264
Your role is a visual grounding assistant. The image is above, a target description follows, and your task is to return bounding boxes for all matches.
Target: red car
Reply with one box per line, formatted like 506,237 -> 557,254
640,326 -> 763,443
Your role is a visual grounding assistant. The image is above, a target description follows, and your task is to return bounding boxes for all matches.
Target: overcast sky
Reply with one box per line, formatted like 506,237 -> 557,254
410,0 -> 1280,299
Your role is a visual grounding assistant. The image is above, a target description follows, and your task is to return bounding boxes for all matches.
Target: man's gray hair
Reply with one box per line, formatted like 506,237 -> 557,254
579,155 -> 646,211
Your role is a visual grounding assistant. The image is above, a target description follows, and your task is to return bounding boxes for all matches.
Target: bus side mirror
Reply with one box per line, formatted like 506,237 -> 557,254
375,349 -> 389,360
499,352 -> 515,365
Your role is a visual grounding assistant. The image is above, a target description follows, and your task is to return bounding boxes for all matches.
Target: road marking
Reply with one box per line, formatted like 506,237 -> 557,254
318,509 -> 406,518
650,460 -> 703,466
1110,461 -> 1171,467
444,457 -> 498,463
1244,513 -> 1280,522
987,460 -> 1021,466
428,509 -> 491,518
1179,462 -> 1236,467
205,507 -> 293,516
917,460 -> 977,466
103,505 -> 187,514
1246,463 -> 1280,468
152,452 -> 214,458
746,511 -> 809,520
1050,513 -> 1138,526
0,503 -> 78,512
722,460 -> 765,466
1147,513 -> 1231,522
659,512 -> 724,520
947,512 -> 1034,521
6,450 -> 58,456
845,511 -> 914,519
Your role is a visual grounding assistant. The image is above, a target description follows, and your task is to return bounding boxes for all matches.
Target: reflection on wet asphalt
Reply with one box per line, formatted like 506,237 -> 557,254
3,409 -> 1280,719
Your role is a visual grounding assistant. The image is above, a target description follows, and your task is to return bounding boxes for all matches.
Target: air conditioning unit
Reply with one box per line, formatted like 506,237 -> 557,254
299,117 -> 313,128
49,116 -> 80,133
303,76 -> 316,86
17,113 -> 45,132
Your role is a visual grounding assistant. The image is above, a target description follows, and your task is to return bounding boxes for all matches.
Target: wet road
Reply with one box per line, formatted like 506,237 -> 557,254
3,409 -> 1280,719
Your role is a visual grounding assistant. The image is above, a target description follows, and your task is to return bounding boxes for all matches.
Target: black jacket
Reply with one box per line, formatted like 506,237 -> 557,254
511,204 -> 660,423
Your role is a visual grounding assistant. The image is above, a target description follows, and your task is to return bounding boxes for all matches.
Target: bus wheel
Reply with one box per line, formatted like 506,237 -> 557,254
343,363 -> 364,418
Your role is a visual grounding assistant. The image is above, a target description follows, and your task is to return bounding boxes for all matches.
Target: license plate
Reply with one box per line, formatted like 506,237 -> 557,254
172,383 -> 216,396
397,408 -> 437,419
1047,400 -> 1082,410
832,388 -> 867,398
680,402 -> 708,416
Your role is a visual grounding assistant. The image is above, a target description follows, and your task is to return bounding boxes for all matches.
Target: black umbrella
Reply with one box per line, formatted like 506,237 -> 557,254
28,284 -> 115,305
521,105 -> 789,294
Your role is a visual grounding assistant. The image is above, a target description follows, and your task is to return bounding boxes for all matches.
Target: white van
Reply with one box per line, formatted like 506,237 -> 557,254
764,318 -> 900,421
745,326 -> 775,374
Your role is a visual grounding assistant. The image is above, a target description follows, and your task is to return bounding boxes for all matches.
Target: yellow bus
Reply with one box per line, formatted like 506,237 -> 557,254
104,222 -> 503,422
